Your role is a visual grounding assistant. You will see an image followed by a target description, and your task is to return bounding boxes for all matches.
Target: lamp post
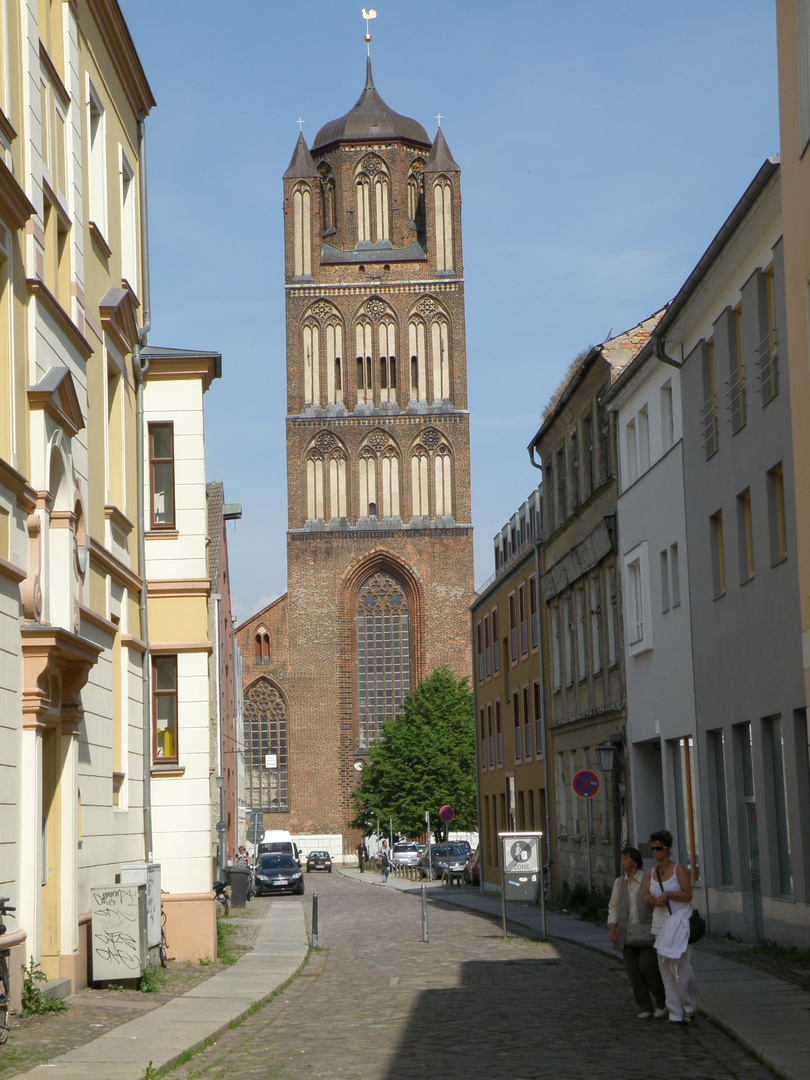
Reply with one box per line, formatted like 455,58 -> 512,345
596,741 -> 623,878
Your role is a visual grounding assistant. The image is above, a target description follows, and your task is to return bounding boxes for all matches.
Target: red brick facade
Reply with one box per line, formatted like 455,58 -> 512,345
236,62 -> 473,853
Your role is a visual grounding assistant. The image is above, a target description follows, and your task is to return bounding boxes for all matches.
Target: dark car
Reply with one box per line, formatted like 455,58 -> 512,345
306,850 -> 332,873
464,845 -> 481,887
391,842 -> 421,867
418,843 -> 470,880
254,854 -> 305,896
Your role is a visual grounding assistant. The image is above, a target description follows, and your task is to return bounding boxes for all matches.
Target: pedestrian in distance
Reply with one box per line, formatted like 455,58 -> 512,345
236,844 -> 251,868
380,840 -> 391,883
608,846 -> 667,1020
644,829 -> 699,1024
356,839 -> 368,873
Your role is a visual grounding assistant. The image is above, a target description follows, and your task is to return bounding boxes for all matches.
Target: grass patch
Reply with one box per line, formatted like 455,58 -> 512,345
216,918 -> 239,965
139,963 -> 167,993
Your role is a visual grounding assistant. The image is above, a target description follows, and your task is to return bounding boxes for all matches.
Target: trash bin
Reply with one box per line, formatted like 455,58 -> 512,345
225,866 -> 250,908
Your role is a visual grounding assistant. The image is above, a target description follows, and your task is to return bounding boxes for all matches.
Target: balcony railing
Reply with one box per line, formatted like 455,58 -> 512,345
700,393 -> 719,458
726,366 -> 746,433
755,329 -> 778,404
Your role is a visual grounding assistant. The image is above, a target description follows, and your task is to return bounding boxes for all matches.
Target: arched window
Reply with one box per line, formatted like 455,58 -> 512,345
407,161 -> 425,228
373,172 -> 390,242
431,318 -> 450,402
254,630 -> 270,663
293,185 -> 311,277
303,322 -> 320,406
306,453 -> 325,519
243,679 -> 288,810
356,173 -> 371,243
381,452 -> 400,518
329,453 -> 347,519
326,321 -> 343,404
359,449 -> 376,518
434,179 -> 453,272
320,166 -> 335,232
408,320 -> 426,402
356,320 -> 373,403
379,320 -> 396,403
357,571 -> 411,747
411,447 -> 429,517
435,445 -> 453,516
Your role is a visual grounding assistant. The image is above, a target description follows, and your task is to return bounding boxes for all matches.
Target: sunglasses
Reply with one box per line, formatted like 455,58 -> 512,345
650,845 -> 668,852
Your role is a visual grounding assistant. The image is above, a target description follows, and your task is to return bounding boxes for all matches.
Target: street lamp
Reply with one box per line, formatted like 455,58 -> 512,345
595,742 -> 618,774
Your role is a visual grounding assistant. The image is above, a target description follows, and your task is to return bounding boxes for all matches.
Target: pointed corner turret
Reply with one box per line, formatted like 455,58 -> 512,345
424,127 -> 460,173
283,131 -> 318,180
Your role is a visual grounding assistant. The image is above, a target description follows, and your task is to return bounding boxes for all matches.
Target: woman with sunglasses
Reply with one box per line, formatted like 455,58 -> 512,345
644,829 -> 698,1024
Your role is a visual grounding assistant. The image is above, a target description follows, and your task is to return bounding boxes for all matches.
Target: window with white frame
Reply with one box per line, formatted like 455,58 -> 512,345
661,380 -> 674,450
623,542 -> 652,654
120,151 -> 137,293
625,417 -> 637,485
87,80 -> 108,238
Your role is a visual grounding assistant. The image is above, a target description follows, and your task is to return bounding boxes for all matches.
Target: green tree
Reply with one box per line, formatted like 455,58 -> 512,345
351,667 -> 477,840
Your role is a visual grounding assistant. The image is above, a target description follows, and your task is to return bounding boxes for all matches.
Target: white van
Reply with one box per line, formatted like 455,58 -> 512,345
257,829 -> 301,865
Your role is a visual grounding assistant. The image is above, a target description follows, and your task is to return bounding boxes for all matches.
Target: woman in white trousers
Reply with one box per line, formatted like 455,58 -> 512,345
644,829 -> 698,1024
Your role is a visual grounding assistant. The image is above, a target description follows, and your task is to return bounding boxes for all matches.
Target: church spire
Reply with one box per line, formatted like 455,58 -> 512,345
283,130 -> 318,179
425,126 -> 460,173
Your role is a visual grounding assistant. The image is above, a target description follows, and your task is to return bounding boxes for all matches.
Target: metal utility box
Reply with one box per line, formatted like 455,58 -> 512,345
120,862 -> 162,949
90,883 -> 147,981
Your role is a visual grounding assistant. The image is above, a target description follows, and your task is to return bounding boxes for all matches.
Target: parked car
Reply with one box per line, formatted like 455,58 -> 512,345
306,850 -> 332,873
418,843 -> 470,880
391,842 -> 421,867
254,854 -> 305,896
464,846 -> 481,887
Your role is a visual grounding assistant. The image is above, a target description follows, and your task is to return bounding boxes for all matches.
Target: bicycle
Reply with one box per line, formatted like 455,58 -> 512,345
158,904 -> 168,968
0,896 -> 16,1046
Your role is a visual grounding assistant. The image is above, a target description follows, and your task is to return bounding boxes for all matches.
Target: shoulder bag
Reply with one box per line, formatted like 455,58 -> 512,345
656,866 -> 705,945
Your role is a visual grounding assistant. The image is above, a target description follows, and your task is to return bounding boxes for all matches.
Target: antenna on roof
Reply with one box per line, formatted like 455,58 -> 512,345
362,8 -> 377,56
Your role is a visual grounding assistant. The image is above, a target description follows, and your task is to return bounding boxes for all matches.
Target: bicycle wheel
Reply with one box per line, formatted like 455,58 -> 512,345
158,938 -> 168,968
0,954 -> 10,1045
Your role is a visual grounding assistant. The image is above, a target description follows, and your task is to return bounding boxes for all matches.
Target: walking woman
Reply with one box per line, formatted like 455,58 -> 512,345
644,830 -> 698,1024
607,847 -> 666,1019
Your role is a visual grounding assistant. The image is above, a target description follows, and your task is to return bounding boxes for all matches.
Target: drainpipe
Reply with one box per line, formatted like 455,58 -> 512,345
211,591 -> 225,878
134,114 -> 153,862
533,539 -> 553,901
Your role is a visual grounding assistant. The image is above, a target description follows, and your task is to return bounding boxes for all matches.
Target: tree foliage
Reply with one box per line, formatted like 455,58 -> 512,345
351,667 -> 477,840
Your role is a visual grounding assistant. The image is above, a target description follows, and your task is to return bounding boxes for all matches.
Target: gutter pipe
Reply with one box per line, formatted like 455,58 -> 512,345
134,114 -> 153,862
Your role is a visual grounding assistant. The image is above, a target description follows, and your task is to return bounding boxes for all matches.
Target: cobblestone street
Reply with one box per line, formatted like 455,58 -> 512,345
165,872 -> 776,1080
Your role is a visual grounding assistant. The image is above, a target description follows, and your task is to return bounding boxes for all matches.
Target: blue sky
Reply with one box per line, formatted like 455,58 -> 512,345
120,1 -> 779,622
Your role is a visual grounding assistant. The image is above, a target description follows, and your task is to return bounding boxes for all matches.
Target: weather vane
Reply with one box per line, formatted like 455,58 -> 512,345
362,8 -> 377,56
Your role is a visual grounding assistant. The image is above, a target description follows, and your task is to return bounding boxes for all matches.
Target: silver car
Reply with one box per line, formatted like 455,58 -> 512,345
418,843 -> 469,880
391,842 -> 421,867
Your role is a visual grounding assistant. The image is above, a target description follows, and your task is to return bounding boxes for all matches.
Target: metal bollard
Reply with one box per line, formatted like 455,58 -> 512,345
312,893 -> 319,949
421,883 -> 429,942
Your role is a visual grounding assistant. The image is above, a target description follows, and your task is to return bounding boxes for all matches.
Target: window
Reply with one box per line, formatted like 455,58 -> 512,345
355,321 -> 373,404
523,685 -> 532,759
728,306 -> 746,433
660,549 -> 670,613
661,380 -> 674,450
710,510 -> 725,597
152,655 -> 178,763
435,446 -> 452,516
357,571 -> 410,747
434,179 -> 453,271
672,736 -> 700,881
533,681 -> 543,756
575,587 -> 587,680
379,320 -> 396,403
589,576 -> 602,674
304,322 -> 320,406
737,488 -> 754,582
492,608 -> 500,673
477,622 -> 483,683
768,716 -> 793,895
756,268 -> 778,404
87,81 -> 107,238
495,700 -> 503,764
529,575 -> 538,650
358,451 -> 376,518
326,321 -> 343,404
408,320 -> 426,401
356,172 -> 371,243
255,631 -> 270,663
550,603 -> 561,691
519,584 -> 528,656
623,543 -> 651,654
606,563 -> 618,667
480,708 -> 487,768
625,418 -> 637,485
149,423 -> 175,528
381,453 -> 399,518
374,172 -> 390,242
329,453 -> 347,520
670,543 -> 681,607
431,319 -> 450,401
708,729 -> 732,886
487,704 -> 494,767
509,593 -> 517,664
243,678 -> 288,810
411,448 -> 429,517
638,406 -> 650,474
768,463 -> 787,564
563,595 -> 574,686
484,615 -> 491,678
700,340 -> 719,458
513,691 -> 521,760
120,151 -> 137,292
583,411 -> 594,498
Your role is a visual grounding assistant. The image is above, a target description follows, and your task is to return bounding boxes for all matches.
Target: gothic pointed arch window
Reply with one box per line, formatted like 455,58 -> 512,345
435,444 -> 453,517
355,319 -> 373,404
303,320 -> 320,406
254,627 -> 270,663
356,172 -> 371,243
293,184 -> 312,277
358,448 -> 377,518
306,451 -> 325,520
319,163 -> 336,233
411,444 -> 429,517
433,178 -> 453,272
243,679 -> 288,810
407,159 -> 425,229
329,451 -> 348,519
378,319 -> 397,403
357,570 -> 411,747
373,170 -> 390,242
381,450 -> 400,518
408,318 -> 426,402
431,317 -> 450,402
325,319 -> 344,404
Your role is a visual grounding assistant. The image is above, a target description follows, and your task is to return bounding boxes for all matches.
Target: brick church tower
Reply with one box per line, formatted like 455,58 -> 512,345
237,54 -> 473,855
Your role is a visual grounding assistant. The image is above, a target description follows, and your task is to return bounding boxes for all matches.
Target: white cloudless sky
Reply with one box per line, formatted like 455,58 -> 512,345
120,1 -> 779,622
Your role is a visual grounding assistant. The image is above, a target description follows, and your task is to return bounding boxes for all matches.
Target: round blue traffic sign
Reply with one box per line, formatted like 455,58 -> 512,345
573,769 -> 600,799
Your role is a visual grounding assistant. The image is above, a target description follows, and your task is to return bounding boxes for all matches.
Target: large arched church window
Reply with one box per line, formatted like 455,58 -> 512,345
433,178 -> 453,272
356,173 -> 371,243
431,318 -> 450,402
407,160 -> 425,228
435,445 -> 453,516
411,447 -> 429,517
357,571 -> 411,748
243,679 -> 288,810
293,185 -> 311,277
306,452 -> 325,519
303,321 -> 320,406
